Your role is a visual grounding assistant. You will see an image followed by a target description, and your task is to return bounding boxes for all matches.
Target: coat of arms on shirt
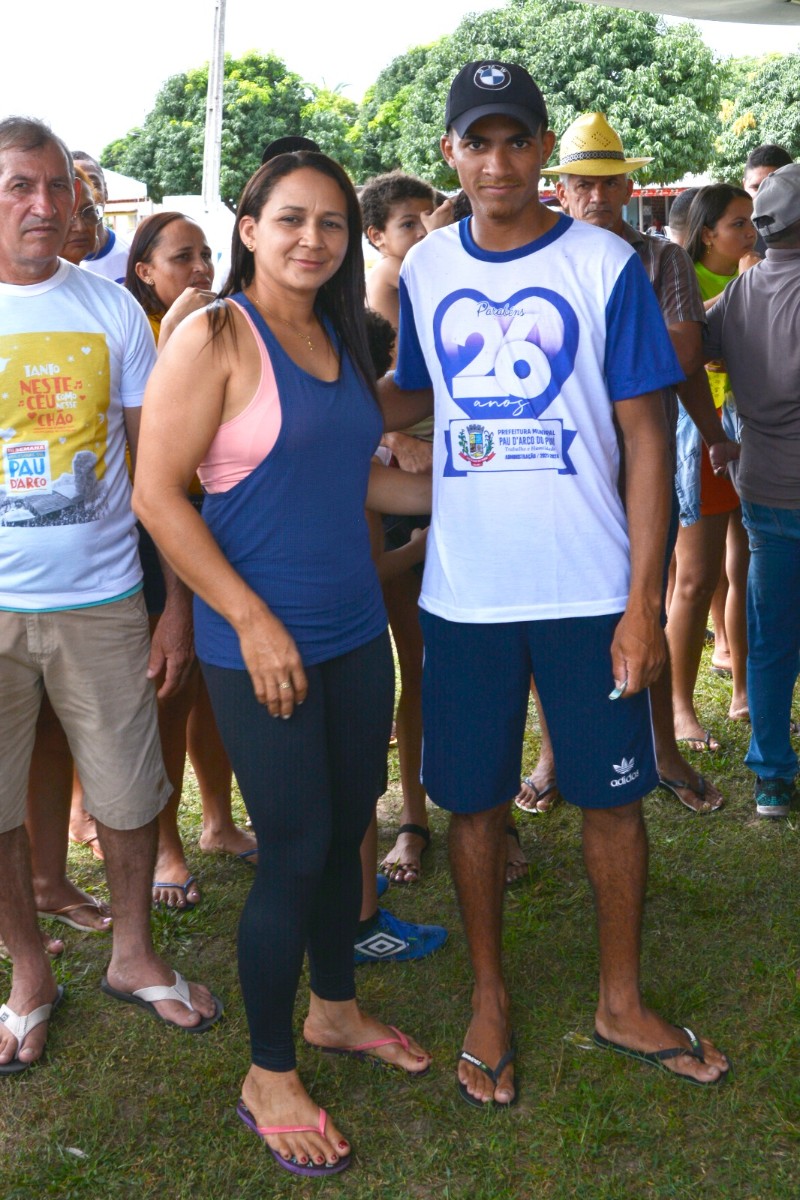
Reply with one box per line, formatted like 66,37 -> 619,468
458,423 -> 495,467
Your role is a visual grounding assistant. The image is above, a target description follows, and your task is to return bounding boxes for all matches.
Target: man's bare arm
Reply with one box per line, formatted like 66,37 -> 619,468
377,372 -> 434,433
610,393 -> 671,696
667,320 -> 739,473
124,405 -> 195,699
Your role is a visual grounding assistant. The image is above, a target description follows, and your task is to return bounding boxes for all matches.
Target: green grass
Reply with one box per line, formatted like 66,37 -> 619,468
2,643 -> 799,1199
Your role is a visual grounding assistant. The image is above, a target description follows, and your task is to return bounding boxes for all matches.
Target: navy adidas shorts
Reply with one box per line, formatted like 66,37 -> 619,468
420,611 -> 657,815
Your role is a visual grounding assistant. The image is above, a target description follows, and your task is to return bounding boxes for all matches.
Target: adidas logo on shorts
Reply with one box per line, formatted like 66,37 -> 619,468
610,755 -> 640,788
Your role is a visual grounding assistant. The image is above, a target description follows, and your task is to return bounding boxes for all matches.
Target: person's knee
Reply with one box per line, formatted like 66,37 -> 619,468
673,572 -> 718,608
450,800 -> 510,836
582,798 -> 643,832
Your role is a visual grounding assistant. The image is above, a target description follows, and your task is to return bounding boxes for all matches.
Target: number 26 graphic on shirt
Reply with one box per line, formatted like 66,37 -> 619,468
433,287 -> 579,420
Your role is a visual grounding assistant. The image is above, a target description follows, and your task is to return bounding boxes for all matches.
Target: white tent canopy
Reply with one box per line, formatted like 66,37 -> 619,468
576,1 -> 800,23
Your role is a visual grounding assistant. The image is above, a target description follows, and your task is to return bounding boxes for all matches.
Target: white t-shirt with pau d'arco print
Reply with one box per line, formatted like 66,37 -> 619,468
0,260 -> 155,610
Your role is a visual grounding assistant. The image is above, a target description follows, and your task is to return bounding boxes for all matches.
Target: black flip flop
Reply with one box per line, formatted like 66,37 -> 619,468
379,823 -> 430,883
593,1027 -> 730,1087
457,1034 -> 517,1108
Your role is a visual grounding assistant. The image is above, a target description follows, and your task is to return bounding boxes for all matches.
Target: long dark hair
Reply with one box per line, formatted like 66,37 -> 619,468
217,152 -> 376,398
684,184 -> 751,264
125,211 -> 187,316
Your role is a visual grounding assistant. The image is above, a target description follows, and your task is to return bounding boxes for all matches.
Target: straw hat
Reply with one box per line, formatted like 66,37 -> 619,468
541,112 -> 653,177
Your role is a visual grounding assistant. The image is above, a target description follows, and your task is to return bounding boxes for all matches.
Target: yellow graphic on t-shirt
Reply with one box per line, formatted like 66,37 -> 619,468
0,331 -> 110,528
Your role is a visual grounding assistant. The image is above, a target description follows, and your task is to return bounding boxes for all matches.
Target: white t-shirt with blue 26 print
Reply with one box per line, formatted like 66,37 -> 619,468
395,214 -> 682,625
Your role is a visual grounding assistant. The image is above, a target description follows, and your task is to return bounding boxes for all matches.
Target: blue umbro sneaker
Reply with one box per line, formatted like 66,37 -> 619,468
354,907 -> 448,965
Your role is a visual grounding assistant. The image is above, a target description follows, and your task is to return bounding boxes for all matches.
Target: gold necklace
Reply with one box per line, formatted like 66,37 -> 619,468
249,293 -> 316,351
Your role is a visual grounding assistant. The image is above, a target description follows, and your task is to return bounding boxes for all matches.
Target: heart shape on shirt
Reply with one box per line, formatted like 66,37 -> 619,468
433,287 -> 579,420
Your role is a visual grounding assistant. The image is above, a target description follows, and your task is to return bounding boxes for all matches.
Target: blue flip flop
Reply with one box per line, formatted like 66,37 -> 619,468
151,875 -> 199,910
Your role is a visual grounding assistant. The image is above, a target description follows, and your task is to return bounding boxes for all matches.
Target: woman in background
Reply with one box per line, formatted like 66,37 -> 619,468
669,185 -> 755,748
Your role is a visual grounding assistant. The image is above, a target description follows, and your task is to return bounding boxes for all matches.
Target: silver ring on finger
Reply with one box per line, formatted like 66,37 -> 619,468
278,680 -> 292,690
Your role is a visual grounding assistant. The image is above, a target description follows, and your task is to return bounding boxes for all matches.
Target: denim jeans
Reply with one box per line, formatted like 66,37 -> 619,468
741,501 -> 800,781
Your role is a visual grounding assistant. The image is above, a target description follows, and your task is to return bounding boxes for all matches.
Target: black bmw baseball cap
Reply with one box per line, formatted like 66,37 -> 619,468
445,61 -> 548,138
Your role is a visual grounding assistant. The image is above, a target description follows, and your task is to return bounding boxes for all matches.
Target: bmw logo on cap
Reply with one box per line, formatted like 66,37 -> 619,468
475,64 -> 511,90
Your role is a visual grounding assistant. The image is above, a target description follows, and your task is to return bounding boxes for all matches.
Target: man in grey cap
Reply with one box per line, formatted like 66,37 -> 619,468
704,163 -> 800,819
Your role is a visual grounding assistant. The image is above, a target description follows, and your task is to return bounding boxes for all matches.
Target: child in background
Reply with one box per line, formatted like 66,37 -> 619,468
361,172 -> 435,340
361,175 -> 436,886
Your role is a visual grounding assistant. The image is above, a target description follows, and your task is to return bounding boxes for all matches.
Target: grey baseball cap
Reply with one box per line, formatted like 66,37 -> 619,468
752,162 -> 800,235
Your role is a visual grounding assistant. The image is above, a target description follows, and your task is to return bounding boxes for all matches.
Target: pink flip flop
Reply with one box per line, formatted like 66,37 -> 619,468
304,1024 -> 430,1077
236,1100 -> 350,1177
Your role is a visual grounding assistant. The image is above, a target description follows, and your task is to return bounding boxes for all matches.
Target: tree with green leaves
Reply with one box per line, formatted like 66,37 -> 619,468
355,46 -> 433,179
712,53 -> 800,181
300,88 -> 362,178
382,0 -> 719,189
103,52 -> 313,208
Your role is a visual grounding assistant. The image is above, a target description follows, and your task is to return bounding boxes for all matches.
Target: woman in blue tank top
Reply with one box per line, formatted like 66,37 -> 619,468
134,153 -> 431,1178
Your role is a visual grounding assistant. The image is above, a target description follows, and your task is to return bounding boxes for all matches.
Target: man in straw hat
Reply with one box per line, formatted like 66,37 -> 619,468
377,62 -> 730,1104
513,114 -> 737,817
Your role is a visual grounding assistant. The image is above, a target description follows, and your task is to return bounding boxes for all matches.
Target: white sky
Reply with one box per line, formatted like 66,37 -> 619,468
2,1 -> 799,156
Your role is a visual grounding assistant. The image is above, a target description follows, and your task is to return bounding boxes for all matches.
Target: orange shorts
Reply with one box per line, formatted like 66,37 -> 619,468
700,440 -> 739,517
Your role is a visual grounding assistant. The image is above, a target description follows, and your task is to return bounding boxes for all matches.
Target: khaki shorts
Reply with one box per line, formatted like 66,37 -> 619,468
0,592 -> 171,834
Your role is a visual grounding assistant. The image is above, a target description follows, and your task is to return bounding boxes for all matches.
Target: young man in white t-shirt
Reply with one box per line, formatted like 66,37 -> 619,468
379,62 -> 730,1103
0,119 -> 221,1075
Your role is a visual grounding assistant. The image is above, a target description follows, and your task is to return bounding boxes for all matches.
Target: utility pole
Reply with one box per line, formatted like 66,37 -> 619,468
201,0 -> 227,211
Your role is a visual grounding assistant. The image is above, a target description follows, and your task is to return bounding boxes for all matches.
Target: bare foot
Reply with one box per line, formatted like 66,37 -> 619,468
104,956 -> 217,1029
303,1002 -> 431,1075
152,848 -> 200,908
34,880 -> 112,932
241,1065 -> 350,1170
505,825 -> 529,886
457,997 -> 515,1105
69,809 -> 104,861
728,706 -> 750,722
379,824 -> 429,884
199,824 -> 258,866
0,928 -> 64,960
594,1004 -> 729,1085
0,972 -> 59,1070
